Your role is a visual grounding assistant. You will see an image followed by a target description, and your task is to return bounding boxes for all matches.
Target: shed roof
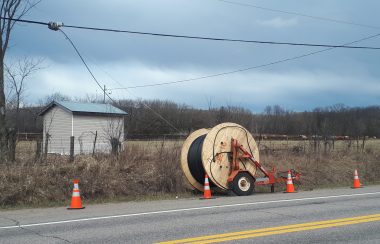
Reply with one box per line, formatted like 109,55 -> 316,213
39,101 -> 128,116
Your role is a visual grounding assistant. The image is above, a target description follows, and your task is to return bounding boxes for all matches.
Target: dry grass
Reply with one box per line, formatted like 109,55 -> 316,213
258,139 -> 380,153
258,150 -> 380,192
1,139 -> 379,208
0,141 -> 188,208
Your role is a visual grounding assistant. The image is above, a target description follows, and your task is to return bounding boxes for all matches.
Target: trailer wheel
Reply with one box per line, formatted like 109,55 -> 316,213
232,172 -> 254,196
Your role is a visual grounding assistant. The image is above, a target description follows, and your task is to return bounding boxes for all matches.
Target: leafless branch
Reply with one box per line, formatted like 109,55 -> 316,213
5,56 -> 43,111
1,0 -> 41,57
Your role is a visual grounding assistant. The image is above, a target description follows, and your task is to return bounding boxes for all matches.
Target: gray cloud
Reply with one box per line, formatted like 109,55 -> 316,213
6,0 -> 380,111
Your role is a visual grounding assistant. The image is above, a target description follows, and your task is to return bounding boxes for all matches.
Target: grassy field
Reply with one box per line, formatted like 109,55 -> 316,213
1,138 -> 379,208
258,139 -> 379,152
16,138 -> 380,159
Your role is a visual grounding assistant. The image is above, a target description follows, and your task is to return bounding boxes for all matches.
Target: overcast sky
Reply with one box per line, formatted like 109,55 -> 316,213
7,0 -> 380,112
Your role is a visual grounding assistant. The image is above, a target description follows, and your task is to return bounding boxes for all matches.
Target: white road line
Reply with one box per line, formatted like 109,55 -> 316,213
1,191 -> 379,230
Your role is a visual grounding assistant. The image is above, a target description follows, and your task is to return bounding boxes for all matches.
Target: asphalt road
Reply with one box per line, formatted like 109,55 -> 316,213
1,186 -> 379,243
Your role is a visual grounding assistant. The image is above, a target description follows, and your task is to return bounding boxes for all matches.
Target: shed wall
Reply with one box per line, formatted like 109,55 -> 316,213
42,107 -> 125,155
73,115 -> 124,154
42,106 -> 72,154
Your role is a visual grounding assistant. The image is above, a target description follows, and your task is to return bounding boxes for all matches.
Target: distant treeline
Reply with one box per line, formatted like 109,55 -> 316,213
119,101 -> 380,138
8,99 -> 380,138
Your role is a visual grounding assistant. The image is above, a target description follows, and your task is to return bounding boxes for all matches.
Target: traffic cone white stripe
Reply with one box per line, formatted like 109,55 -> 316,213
352,169 -> 362,189
284,170 -> 296,193
201,174 -> 213,199
68,179 -> 85,209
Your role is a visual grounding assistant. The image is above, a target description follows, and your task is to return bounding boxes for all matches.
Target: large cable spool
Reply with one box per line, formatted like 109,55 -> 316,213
181,123 -> 259,192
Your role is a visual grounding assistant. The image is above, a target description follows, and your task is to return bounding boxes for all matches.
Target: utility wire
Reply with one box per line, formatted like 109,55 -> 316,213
61,24 -> 380,50
77,55 -> 182,133
57,29 -> 116,103
110,32 -> 380,90
55,27 -> 181,133
5,17 -> 380,130
2,16 -> 380,50
6,17 -> 379,91
0,16 -> 181,133
126,92 -> 182,133
218,0 -> 380,30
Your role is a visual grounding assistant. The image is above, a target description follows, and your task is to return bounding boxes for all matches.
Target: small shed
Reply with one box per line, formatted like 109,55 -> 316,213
39,101 -> 127,155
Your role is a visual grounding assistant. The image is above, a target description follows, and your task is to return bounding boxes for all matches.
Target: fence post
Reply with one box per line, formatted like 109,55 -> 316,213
111,137 -> 120,156
35,139 -> 42,162
70,136 -> 75,162
44,133 -> 50,159
92,131 -> 97,157
7,128 -> 16,162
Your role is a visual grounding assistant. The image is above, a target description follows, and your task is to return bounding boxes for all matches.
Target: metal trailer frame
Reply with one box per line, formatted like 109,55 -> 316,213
227,138 -> 301,193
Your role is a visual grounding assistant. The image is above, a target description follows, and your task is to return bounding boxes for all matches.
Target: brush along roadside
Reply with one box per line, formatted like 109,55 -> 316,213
1,140 -> 379,208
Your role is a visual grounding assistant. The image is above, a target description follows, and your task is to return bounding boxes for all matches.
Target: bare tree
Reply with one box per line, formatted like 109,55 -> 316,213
103,116 -> 124,155
0,0 -> 40,161
5,57 -> 43,112
5,57 -> 42,161
38,92 -> 71,106
42,108 -> 56,158
6,57 -> 42,122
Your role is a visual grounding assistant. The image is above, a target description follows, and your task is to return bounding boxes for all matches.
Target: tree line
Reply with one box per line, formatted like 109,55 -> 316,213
9,97 -> 380,139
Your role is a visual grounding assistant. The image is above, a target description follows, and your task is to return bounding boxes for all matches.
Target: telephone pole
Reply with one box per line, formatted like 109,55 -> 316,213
103,85 -> 106,103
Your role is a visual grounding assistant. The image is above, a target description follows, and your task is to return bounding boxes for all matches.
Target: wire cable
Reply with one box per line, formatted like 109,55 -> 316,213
57,29 -> 116,103
2,17 -> 380,50
218,0 -> 380,30
0,16 -> 48,26
11,16 -> 378,93
122,88 -> 182,133
62,24 -> 380,49
110,32 -> 380,90
57,29 -> 181,133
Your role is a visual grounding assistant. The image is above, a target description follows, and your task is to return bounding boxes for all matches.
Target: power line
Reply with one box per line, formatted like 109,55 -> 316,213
0,17 -> 181,133
75,54 -> 182,133
57,29 -> 116,103
109,32 -> 380,90
61,25 -> 380,50
218,0 -> 380,30
5,17 -> 379,91
125,91 -> 182,133
54,27 -> 181,133
2,17 -> 48,26
2,16 -> 380,50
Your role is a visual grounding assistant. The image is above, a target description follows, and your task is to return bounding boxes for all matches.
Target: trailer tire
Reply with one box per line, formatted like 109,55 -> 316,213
232,172 -> 254,196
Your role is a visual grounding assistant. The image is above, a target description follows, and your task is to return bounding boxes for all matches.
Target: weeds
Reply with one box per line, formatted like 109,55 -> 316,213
1,140 -> 379,208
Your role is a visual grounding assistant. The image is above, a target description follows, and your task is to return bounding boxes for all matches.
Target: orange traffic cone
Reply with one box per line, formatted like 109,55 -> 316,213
68,179 -> 85,209
284,170 -> 296,193
200,174 -> 214,200
351,169 -> 362,189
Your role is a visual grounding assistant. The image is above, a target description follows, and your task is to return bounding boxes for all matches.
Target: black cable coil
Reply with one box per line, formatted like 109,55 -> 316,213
187,134 -> 215,187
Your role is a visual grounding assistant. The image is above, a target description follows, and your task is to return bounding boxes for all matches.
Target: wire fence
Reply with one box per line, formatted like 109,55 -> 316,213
16,133 -> 380,160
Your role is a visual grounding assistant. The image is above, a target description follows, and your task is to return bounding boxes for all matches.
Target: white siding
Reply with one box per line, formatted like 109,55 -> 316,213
42,107 -> 125,155
42,107 -> 72,154
73,115 -> 124,154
